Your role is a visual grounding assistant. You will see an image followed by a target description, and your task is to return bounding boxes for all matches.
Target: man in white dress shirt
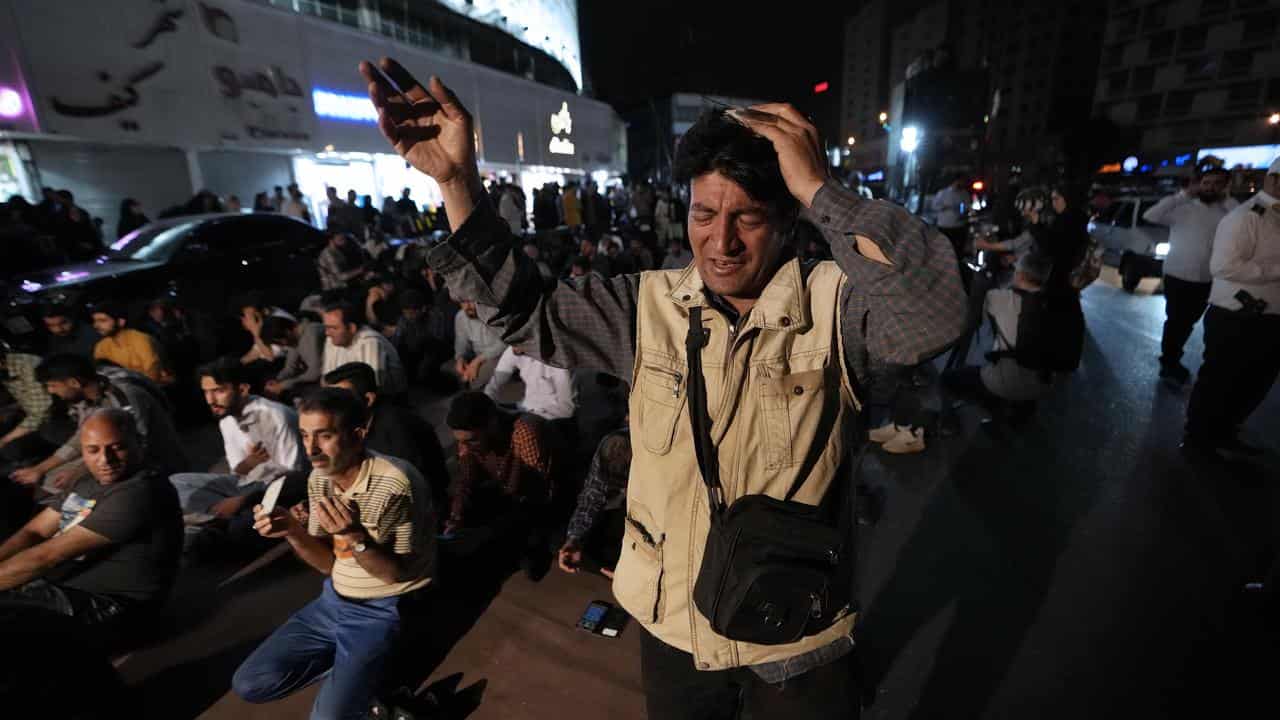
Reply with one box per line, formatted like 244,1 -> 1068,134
170,358 -> 307,518
1143,167 -> 1238,385
1183,157 -> 1280,459
483,345 -> 577,422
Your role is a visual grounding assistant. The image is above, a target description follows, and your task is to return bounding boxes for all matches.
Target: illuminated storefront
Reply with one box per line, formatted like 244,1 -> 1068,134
0,0 -> 624,232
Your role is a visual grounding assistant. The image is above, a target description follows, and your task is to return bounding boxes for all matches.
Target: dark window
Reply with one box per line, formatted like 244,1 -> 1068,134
1164,90 -> 1195,116
1240,12 -> 1279,45
1113,10 -> 1140,37
1111,201 -> 1137,228
1148,31 -> 1175,60
1199,0 -> 1229,18
1184,56 -> 1217,82
1132,66 -> 1156,92
1142,2 -> 1171,31
1177,24 -> 1208,54
1137,94 -> 1163,121
1221,49 -> 1254,78
1225,80 -> 1262,109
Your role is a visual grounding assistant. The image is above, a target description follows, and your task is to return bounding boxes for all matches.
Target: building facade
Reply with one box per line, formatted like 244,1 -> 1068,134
1093,0 -> 1280,165
0,0 -> 624,232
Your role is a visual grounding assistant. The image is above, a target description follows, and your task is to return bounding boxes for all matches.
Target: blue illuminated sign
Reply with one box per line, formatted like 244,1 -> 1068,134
865,170 -> 885,182
1174,153 -> 1192,166
313,88 -> 377,123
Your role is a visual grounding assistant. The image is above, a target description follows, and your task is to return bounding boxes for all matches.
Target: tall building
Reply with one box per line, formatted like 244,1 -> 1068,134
1093,0 -> 1280,163
840,0 -> 1109,192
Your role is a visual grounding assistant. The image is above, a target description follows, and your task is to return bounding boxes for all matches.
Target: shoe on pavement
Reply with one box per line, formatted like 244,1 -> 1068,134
1180,436 -> 1224,463
883,426 -> 926,455
1158,361 -> 1191,386
869,423 -> 900,444
1219,437 -> 1265,458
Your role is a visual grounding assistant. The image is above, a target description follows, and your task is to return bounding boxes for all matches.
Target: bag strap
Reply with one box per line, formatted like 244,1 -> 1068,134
685,306 -> 726,517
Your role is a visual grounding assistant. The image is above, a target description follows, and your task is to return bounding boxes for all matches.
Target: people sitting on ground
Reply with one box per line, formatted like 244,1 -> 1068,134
317,231 -> 371,291
385,289 -> 440,385
523,242 -> 556,288
90,300 -> 169,385
661,239 -> 692,270
10,355 -> 189,493
169,358 -> 306,523
260,314 -> 326,401
483,345 -> 577,423
1,344 -> 54,468
453,299 -> 508,389
0,409 -> 183,650
237,295 -> 297,366
364,275 -> 401,333
322,362 -> 450,514
558,420 -> 630,578
139,297 -> 200,387
42,303 -> 99,359
234,388 -> 436,719
942,255 -> 1065,426
443,392 -> 555,537
867,363 -> 928,454
321,299 -> 407,396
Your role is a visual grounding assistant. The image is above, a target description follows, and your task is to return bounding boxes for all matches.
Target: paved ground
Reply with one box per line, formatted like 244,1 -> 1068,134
116,271 -> 1279,719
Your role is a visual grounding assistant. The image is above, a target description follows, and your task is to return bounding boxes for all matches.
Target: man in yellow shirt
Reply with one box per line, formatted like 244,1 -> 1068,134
90,302 -> 168,384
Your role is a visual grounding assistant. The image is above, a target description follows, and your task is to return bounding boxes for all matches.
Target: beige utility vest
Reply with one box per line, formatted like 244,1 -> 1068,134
612,257 -> 859,670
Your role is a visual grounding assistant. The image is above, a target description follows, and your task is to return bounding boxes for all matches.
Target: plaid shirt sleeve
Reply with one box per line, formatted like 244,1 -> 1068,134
316,247 -> 343,290
803,181 -> 968,375
426,200 -> 640,380
4,354 -> 51,433
567,429 -> 630,541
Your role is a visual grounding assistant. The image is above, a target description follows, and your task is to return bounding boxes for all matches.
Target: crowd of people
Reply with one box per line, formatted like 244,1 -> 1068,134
2,54 -> 1276,719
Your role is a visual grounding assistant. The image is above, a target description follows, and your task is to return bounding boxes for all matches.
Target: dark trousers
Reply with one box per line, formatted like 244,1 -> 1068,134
640,630 -> 860,720
1186,306 -> 1280,444
1160,275 -> 1212,367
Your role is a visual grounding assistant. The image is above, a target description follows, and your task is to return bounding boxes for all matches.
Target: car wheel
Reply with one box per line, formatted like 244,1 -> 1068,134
1121,261 -> 1142,293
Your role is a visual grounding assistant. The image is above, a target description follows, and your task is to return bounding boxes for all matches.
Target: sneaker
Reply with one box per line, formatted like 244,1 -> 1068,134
869,423 -> 900,444
883,426 -> 926,455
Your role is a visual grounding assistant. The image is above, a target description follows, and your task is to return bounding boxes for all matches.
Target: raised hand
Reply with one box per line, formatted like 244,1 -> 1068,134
359,58 -> 477,191
726,104 -> 830,208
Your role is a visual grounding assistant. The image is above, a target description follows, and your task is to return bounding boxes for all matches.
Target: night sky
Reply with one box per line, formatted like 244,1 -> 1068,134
579,2 -> 846,115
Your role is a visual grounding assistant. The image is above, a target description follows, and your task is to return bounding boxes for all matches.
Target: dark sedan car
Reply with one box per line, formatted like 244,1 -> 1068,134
3,212 -> 326,355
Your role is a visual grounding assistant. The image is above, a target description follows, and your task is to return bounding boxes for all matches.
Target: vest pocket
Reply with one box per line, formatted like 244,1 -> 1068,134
638,365 -> 685,455
612,511 -> 666,624
759,368 -> 828,469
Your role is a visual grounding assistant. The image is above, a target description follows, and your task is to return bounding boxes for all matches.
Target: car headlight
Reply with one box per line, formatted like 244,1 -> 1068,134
1155,242 -> 1170,258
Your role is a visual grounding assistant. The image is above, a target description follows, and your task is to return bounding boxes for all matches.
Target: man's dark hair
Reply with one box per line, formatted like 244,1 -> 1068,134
41,303 -> 76,320
673,109 -> 797,222
321,299 -> 360,327
233,291 -> 267,314
324,362 -> 378,399
1197,167 -> 1229,181
570,256 -> 590,273
446,391 -> 498,431
35,354 -> 97,383
298,387 -> 369,433
197,356 -> 251,387
90,300 -> 127,322
400,289 -> 426,309
260,315 -> 297,346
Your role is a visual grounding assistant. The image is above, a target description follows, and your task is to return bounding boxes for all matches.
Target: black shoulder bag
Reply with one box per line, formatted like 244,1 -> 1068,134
686,306 -> 860,646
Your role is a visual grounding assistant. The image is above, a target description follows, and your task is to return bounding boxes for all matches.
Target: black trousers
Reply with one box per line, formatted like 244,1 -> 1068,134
1160,275 -> 1212,367
1186,306 -> 1280,444
640,630 -> 860,720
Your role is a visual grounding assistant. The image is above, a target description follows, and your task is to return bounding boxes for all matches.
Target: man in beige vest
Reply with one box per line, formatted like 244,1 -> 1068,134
362,58 -> 966,719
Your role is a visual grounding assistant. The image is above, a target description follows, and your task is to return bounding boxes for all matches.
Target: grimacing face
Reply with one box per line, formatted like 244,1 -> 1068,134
299,409 -> 364,475
688,172 -> 788,306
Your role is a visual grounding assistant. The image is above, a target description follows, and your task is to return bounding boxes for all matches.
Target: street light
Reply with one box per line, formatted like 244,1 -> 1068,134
878,111 -> 888,124
1269,112 -> 1280,126
900,126 -> 921,153
847,136 -> 856,145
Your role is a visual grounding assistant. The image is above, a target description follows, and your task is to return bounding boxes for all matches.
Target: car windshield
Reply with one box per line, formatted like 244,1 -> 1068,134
106,222 -> 196,262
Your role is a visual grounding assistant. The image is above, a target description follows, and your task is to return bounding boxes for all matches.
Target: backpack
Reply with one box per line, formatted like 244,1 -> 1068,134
990,289 -> 1084,377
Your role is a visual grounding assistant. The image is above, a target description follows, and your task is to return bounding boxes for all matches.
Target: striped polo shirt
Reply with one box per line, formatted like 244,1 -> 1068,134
307,452 -> 436,599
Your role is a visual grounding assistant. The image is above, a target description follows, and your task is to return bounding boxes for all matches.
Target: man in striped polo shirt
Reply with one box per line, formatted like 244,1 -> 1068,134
233,388 -> 435,720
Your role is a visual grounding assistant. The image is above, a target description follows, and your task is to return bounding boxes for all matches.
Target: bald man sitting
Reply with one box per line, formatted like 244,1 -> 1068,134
0,408 -> 183,643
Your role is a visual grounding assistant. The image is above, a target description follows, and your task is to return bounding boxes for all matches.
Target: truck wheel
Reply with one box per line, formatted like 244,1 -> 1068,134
1121,261 -> 1142,293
